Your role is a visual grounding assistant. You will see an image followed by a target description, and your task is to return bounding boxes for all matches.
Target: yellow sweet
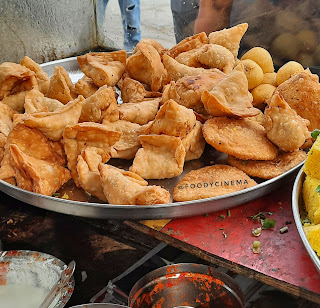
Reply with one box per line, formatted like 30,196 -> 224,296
241,47 -> 274,73
276,61 -> 304,86
304,137 -> 320,180
241,59 -> 263,90
303,224 -> 320,256
302,176 -> 320,223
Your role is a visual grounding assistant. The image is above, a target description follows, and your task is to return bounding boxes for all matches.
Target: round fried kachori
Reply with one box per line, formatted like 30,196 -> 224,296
173,164 -> 257,201
203,117 -> 278,160
228,150 -> 307,179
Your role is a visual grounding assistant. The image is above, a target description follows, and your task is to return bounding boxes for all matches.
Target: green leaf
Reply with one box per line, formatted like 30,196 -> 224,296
261,218 -> 276,229
311,129 -> 320,140
316,185 -> 320,194
52,193 -> 60,197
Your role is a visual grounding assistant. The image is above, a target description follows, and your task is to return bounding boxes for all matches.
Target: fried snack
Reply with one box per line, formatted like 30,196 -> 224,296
2,123 -> 66,167
173,165 -> 257,201
175,49 -> 202,68
102,120 -> 141,159
166,32 -> 208,58
201,64 -> 260,117
162,71 -> 226,115
62,122 -> 121,186
241,59 -> 264,90
20,56 -> 50,94
264,94 -> 310,152
76,147 -> 110,201
1,91 -> 29,114
80,85 -> 116,123
21,95 -> 85,141
143,99 -> 196,138
119,77 -> 161,104
272,69 -> 320,132
181,121 -> 205,161
118,98 -> 160,125
0,62 -> 37,100
241,47 -> 274,73
130,134 -> 186,179
276,61 -> 304,86
77,51 -> 127,87
251,84 -> 276,109
126,43 -> 167,91
163,54 -> 218,82
0,102 -> 15,161
203,117 -> 278,160
208,23 -> 248,58
261,72 -> 277,86
9,144 -> 71,196
196,44 -> 235,74
75,76 -> 98,98
24,88 -> 63,113
99,163 -> 170,205
228,150 -> 307,179
247,109 -> 265,126
133,39 -> 165,55
46,66 -> 78,104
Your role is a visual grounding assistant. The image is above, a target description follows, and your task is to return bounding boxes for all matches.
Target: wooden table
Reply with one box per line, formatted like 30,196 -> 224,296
126,179 -> 320,304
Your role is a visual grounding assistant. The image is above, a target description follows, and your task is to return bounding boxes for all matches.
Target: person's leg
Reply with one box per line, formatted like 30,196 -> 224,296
118,0 -> 141,51
96,0 -> 110,44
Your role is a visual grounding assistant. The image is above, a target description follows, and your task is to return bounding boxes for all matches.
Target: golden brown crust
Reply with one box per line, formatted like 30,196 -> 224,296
228,150 -> 307,179
203,117 -> 278,160
173,164 -> 256,201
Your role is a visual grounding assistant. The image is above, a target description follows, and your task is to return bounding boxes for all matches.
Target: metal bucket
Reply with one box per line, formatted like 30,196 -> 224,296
128,263 -> 244,308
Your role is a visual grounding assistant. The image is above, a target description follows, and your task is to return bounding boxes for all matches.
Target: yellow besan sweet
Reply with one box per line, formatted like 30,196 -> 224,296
304,136 -> 320,180
303,224 -> 320,256
302,176 -> 320,223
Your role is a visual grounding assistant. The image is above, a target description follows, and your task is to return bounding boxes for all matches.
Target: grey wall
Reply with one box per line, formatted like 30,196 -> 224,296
0,0 -> 97,64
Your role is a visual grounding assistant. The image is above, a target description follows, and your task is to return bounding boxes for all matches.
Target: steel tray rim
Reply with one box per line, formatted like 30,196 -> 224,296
292,167 -> 320,274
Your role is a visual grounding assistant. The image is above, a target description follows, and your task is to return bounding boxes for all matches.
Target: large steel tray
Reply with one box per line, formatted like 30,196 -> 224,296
0,57 -> 304,220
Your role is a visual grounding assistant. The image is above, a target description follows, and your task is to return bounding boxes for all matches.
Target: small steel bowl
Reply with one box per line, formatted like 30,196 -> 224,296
128,263 -> 244,308
0,250 -> 75,307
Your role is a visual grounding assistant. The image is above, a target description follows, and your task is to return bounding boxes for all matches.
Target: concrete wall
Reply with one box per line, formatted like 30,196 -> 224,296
0,0 -> 97,64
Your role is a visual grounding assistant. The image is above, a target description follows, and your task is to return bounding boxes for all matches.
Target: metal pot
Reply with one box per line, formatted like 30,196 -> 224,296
128,263 -> 244,308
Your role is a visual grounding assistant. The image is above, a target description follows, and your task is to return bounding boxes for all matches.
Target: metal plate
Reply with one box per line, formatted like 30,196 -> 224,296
0,57 -> 305,220
292,167 -> 320,274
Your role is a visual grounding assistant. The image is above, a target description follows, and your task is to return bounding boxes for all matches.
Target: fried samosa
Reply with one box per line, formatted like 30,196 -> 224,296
118,98 -> 160,125
77,51 -> 127,87
80,85 -> 117,123
130,134 -> 186,179
201,64 -> 260,117
208,23 -> 248,58
75,76 -> 99,98
21,95 -> 85,141
264,94 -> 310,151
9,144 -> 71,196
99,163 -> 170,205
76,147 -> 110,201
20,56 -> 50,94
126,43 -> 167,92
62,122 -> 121,186
46,66 -> 78,104
24,88 -> 63,113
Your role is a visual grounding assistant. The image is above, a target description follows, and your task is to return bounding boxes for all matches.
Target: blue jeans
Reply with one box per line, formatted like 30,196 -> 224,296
101,0 -> 141,51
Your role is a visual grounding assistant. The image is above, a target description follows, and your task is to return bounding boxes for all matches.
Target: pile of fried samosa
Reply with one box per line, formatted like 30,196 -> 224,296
0,22 -> 318,205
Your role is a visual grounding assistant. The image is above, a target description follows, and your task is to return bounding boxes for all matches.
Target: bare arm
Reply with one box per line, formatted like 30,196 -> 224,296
194,0 -> 233,35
